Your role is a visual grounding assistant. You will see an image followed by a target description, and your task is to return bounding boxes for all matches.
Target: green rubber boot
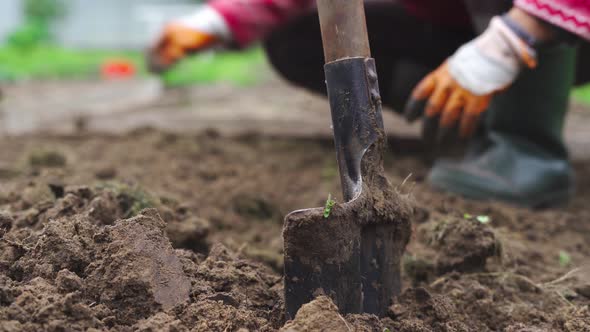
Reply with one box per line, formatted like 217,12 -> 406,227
428,45 -> 576,208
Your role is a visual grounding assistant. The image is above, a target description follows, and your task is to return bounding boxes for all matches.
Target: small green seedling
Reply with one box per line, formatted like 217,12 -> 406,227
559,250 -> 572,267
383,328 -> 392,332
476,215 -> 491,224
96,182 -> 156,218
464,213 -> 491,224
323,194 -> 336,219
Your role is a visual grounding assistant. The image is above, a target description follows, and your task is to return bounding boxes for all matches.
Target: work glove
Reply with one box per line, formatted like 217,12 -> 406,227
147,6 -> 231,73
404,16 -> 538,141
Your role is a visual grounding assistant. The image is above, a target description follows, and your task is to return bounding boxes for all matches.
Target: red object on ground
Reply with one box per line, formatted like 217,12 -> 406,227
101,59 -> 137,79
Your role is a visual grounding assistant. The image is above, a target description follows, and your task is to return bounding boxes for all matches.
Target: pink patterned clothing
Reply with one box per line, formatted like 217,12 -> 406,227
208,0 -> 590,46
208,0 -> 316,46
208,0 -> 470,46
515,0 -> 590,41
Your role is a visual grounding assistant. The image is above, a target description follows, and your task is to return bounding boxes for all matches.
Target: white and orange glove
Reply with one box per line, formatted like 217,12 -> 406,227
404,16 -> 538,140
147,6 -> 231,73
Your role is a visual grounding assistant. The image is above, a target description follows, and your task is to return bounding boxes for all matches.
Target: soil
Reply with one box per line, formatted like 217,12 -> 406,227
1,125 -> 590,331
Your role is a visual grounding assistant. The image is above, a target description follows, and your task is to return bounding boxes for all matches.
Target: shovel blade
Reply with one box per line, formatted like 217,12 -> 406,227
283,206 -> 362,320
283,185 -> 411,318
360,223 -> 404,316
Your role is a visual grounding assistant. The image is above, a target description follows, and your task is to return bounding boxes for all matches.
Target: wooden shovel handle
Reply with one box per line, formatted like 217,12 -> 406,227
317,0 -> 371,63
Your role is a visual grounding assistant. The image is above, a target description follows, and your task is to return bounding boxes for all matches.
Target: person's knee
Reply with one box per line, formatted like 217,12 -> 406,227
263,14 -> 326,94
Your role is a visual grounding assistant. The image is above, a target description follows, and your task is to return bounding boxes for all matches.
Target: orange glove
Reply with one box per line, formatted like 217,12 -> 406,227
405,62 -> 495,139
404,16 -> 538,141
147,6 -> 230,73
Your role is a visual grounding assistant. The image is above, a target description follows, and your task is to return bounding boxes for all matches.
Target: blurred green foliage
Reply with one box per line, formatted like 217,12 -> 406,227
0,45 -> 266,86
24,0 -> 65,24
573,85 -> 590,106
7,21 -> 50,49
7,0 -> 64,49
161,48 -> 265,87
0,0 -> 265,85
0,46 -> 141,80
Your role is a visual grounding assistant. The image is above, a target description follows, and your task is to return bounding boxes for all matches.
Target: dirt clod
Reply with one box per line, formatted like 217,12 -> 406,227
12,215 -> 97,280
420,216 -> 500,274
280,296 -> 355,332
403,214 -> 502,287
28,149 -> 67,168
0,212 -> 12,237
389,287 -> 470,331
85,209 -> 190,323
166,216 -> 210,252
56,269 -> 83,293
95,167 -> 117,180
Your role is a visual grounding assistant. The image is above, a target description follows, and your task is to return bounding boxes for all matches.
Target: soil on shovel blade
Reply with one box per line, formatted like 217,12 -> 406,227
1,129 -> 590,331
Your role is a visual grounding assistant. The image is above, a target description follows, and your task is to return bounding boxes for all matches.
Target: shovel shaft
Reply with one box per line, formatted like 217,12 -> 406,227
317,0 -> 371,62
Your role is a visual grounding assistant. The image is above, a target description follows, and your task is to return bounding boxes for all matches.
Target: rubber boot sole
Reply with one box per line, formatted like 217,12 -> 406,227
428,164 -> 575,209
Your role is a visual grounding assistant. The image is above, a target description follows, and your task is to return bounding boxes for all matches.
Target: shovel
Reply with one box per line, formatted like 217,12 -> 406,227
283,0 -> 412,319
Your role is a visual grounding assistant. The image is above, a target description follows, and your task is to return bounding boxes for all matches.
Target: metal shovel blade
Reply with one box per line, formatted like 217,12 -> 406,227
283,205 -> 362,320
283,57 -> 411,319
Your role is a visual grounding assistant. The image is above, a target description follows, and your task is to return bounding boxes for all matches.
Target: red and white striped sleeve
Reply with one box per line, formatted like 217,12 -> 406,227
208,0 -> 316,47
514,0 -> 590,41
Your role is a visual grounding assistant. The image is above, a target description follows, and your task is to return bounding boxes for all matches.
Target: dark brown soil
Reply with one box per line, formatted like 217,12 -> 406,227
1,129 -> 590,331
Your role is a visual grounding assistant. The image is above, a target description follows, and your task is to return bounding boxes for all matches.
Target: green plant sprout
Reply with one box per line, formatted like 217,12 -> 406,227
323,194 -> 336,219
476,215 -> 491,224
464,213 -> 491,224
559,250 -> 572,267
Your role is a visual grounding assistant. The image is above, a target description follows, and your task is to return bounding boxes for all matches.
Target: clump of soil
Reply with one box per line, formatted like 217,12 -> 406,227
85,209 -> 191,323
388,287 -> 470,332
27,149 -> 67,168
416,215 -> 501,275
0,185 -> 282,331
280,296 -> 384,332
1,129 -> 590,331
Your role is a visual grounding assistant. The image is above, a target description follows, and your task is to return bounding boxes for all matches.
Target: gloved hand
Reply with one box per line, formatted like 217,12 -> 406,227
147,6 -> 231,73
404,16 -> 538,141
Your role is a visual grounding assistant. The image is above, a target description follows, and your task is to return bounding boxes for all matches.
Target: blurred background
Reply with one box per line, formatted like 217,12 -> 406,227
0,0 -> 265,86
0,0 -> 588,140
0,0 -> 588,95
0,0 -> 588,99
